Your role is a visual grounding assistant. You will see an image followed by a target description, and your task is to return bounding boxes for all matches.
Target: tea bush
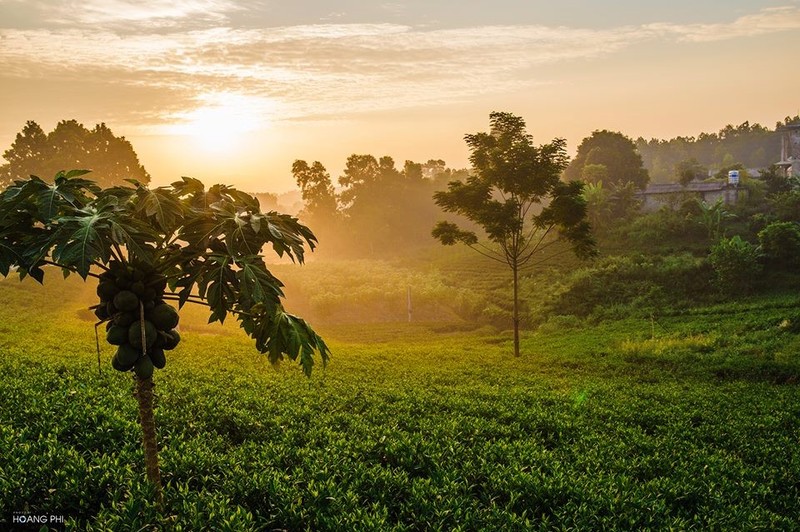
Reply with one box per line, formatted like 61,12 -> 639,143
1,275 -> 799,530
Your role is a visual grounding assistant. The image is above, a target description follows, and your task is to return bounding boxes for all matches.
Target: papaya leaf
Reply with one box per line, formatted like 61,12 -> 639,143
133,186 -> 183,233
50,210 -> 110,278
0,239 -> 21,277
63,169 -> 92,179
171,176 -> 205,197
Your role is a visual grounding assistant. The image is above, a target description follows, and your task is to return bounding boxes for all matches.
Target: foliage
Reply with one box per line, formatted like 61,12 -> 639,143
1,120 -> 149,190
290,155 -> 467,258
768,190 -> 800,222
433,111 -> 595,355
582,181 -> 611,232
614,207 -> 705,254
0,171 -> 329,374
292,160 -> 338,222
759,165 -> 794,197
708,236 -> 761,294
636,120 -> 779,183
695,198 -> 735,241
564,130 -> 649,189
758,221 -> 800,268
581,163 -> 608,184
1,277 -> 799,529
674,158 -> 708,186
546,253 -> 713,317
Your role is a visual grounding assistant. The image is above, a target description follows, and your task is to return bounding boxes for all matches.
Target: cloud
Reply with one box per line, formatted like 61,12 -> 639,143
1,5 -> 798,130
647,6 -> 800,42
22,0 -> 239,29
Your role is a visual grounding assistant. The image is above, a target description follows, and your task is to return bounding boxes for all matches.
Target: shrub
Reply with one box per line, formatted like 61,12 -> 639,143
547,253 -> 712,317
708,236 -> 761,294
758,221 -> 800,268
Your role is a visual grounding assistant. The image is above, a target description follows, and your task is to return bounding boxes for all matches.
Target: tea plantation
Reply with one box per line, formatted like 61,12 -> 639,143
1,275 -> 799,530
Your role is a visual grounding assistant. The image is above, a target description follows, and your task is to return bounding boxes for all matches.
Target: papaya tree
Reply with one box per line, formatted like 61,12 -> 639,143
433,112 -> 595,357
0,170 -> 330,504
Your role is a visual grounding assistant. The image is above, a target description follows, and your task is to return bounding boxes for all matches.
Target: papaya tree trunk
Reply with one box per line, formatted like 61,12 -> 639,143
134,375 -> 163,506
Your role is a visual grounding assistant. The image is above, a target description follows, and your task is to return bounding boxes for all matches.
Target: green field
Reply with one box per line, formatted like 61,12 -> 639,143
1,272 -> 799,530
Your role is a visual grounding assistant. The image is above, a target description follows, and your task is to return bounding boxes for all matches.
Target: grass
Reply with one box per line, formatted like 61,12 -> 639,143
0,273 -> 799,530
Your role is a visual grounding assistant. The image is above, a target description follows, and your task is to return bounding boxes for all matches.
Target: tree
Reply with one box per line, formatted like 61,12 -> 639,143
675,158 -> 708,186
759,165 -> 794,197
432,112 -> 595,357
292,160 -> 339,222
758,221 -> 800,268
709,235 -> 761,294
582,181 -> 612,231
0,171 -> 329,504
581,163 -> 609,185
695,198 -> 735,241
565,130 -> 649,189
337,154 -> 437,256
1,120 -> 149,189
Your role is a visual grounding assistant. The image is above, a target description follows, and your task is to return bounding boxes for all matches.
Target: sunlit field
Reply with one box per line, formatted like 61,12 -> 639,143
1,271 -> 798,530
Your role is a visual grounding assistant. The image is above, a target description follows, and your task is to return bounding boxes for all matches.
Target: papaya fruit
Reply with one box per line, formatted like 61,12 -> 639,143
106,325 -> 128,345
97,280 -> 119,300
113,312 -> 137,328
112,352 -> 134,372
131,281 -> 145,297
129,320 -> 157,350
148,303 -> 179,330
149,348 -> 166,369
114,290 -> 139,312
134,355 -> 154,379
162,329 -> 181,350
108,261 -> 126,277
116,343 -> 140,367
147,274 -> 168,293
142,287 -> 157,302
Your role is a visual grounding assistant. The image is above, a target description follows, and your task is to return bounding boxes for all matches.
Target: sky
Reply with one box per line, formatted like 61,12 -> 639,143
0,0 -> 798,192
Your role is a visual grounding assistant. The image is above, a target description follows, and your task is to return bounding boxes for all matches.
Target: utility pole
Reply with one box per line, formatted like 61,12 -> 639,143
407,286 -> 412,323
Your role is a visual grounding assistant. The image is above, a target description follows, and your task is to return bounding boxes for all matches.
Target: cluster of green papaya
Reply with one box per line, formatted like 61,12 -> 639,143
94,261 -> 180,379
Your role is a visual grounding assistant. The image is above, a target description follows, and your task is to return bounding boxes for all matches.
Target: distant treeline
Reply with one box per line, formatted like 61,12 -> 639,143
291,156 -> 470,258
636,115 -> 799,183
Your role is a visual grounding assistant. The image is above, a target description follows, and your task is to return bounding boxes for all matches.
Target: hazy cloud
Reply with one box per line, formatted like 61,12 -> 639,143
37,0 -> 239,28
647,6 -> 800,42
1,5 -> 798,130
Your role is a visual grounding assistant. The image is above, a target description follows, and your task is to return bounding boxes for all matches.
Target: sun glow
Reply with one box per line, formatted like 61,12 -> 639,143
168,92 -> 274,153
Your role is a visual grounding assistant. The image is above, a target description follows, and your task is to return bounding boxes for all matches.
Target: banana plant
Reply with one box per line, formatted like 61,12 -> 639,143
0,171 -> 330,504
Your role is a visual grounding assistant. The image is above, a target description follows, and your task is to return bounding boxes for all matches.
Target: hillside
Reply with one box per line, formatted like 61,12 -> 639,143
1,273 -> 798,529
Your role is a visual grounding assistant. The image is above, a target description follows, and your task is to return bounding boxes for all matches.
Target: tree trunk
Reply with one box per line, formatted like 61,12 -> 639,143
134,375 -> 163,506
512,263 -> 520,357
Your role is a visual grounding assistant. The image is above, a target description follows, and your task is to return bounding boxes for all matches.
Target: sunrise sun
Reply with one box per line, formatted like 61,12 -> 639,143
170,92 -> 272,153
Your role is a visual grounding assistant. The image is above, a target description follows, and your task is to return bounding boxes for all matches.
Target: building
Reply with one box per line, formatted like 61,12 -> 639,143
777,124 -> 800,177
636,180 -> 742,212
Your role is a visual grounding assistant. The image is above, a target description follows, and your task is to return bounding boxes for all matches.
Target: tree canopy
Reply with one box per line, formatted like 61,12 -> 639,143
292,160 -> 338,223
289,154 -> 465,257
0,170 -> 328,374
565,130 -> 649,189
635,116 -> 800,183
1,120 -> 149,189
